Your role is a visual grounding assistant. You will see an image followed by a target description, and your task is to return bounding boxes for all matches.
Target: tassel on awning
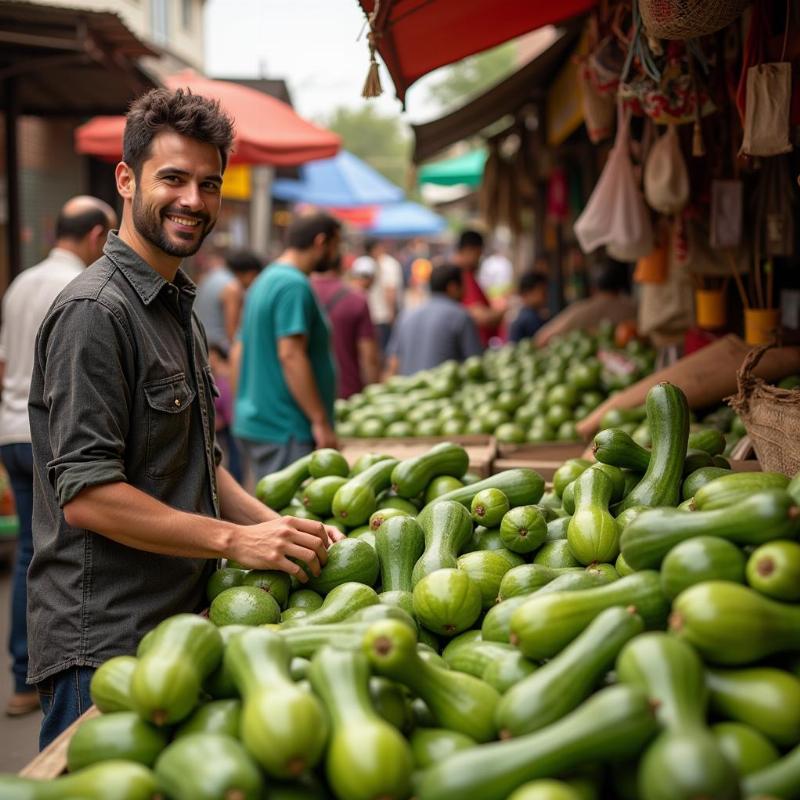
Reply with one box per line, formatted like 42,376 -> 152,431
362,31 -> 383,98
361,1 -> 383,99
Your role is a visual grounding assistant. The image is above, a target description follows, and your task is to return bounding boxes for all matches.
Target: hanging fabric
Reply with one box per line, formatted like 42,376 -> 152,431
574,104 -> 654,260
644,124 -> 690,214
740,63 -> 793,156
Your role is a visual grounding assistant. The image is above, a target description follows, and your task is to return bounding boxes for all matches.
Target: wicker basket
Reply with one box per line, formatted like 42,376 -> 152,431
728,344 -> 800,477
639,0 -> 751,40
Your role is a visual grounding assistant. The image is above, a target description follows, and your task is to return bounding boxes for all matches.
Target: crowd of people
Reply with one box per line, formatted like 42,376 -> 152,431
0,86 -> 638,752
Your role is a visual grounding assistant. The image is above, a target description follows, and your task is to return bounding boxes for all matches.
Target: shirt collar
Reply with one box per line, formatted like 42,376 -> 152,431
48,247 -> 86,272
103,230 -> 196,306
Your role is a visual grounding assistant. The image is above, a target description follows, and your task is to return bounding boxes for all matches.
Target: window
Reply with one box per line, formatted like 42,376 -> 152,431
151,0 -> 169,45
182,0 -> 192,29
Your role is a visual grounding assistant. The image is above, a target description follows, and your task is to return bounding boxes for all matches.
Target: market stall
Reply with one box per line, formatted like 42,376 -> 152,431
10,1 -> 800,798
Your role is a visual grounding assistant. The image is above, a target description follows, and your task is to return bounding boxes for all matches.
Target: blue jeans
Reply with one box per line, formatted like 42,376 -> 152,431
37,667 -> 94,750
0,443 -> 33,694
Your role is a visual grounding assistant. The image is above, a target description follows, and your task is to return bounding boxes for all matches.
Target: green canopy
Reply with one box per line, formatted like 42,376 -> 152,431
418,147 -> 486,187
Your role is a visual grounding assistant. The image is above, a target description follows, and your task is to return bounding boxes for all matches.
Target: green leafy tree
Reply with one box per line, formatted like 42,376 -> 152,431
426,43 -> 517,112
324,105 -> 411,189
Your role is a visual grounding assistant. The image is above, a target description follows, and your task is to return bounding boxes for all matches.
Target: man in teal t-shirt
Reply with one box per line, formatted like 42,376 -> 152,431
233,213 -> 339,480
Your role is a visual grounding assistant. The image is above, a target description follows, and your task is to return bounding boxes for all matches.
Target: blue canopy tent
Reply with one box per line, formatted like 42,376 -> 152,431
364,202 -> 447,238
272,149 -> 404,207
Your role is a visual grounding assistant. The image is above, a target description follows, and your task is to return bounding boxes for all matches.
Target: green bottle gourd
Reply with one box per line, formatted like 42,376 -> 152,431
616,382 -> 689,513
412,500 -> 474,586
742,741 -> 800,800
130,613 -> 223,726
308,645 -> 413,800
375,515 -> 425,613
390,442 -> 469,498
331,457 -> 399,527
615,632 -> 739,800
497,606 -> 643,737
415,685 -> 658,800
224,628 -> 328,778
256,454 -> 313,510
279,581 -> 378,628
0,761 -> 161,800
567,466 -> 621,565
154,733 -> 263,800
670,580 -> 800,665
363,618 -> 500,743
89,655 -> 137,713
620,489 -> 800,570
66,711 -> 168,772
509,571 -> 668,660
706,666 -> 800,747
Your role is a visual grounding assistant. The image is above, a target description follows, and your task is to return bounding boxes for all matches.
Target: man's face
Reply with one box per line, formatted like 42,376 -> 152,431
312,231 -> 342,273
129,131 -> 223,259
459,245 -> 482,271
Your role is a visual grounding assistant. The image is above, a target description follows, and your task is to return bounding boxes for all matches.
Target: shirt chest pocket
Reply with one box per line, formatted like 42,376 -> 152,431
143,374 -> 195,480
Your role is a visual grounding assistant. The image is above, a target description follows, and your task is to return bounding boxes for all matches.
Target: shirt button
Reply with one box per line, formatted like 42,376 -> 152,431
174,398 -> 181,407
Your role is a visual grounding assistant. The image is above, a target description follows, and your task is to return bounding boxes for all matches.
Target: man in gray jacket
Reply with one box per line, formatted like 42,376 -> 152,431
385,264 -> 483,376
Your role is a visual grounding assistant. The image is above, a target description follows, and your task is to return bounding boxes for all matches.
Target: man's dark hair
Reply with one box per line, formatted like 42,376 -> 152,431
226,250 -> 263,275
286,213 -> 341,250
519,271 -> 548,294
593,257 -> 631,293
55,207 -> 110,241
430,264 -> 462,294
457,229 -> 484,250
364,239 -> 380,255
123,88 -> 235,177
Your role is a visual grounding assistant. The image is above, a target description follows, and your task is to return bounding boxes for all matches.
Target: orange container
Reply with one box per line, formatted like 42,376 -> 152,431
744,308 -> 781,345
633,246 -> 668,284
695,289 -> 726,329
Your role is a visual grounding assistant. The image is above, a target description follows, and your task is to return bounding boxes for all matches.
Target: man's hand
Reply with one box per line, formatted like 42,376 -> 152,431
312,420 -> 338,449
226,516 -> 343,581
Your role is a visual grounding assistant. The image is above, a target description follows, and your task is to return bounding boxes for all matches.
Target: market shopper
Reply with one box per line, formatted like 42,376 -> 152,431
534,257 -> 638,347
385,264 -> 482,376
233,213 -> 339,480
27,89 -> 342,749
312,255 -> 379,399
353,239 -> 403,354
509,271 -> 549,343
0,196 -> 117,718
453,229 -> 505,347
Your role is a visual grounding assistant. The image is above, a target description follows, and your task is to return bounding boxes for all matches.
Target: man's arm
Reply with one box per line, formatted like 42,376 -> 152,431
460,314 -> 484,359
63,481 -> 333,579
215,463 -> 344,541
221,281 -> 244,345
357,337 -> 380,386
278,334 -> 337,448
466,303 -> 504,328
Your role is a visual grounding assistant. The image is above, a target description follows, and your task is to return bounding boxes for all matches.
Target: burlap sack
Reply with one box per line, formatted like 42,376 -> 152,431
728,344 -> 800,476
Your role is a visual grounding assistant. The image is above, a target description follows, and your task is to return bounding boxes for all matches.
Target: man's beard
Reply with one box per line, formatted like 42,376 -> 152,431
132,191 -> 214,258
312,253 -> 340,273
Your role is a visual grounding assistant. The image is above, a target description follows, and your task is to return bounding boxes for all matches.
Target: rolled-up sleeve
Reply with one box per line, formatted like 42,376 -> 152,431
34,299 -> 133,507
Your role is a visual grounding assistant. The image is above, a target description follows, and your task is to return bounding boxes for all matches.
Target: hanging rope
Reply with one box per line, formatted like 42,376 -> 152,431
362,1 -> 383,99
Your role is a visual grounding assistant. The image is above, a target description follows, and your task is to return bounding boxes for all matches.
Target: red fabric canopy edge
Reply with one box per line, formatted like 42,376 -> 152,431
358,0 -> 597,103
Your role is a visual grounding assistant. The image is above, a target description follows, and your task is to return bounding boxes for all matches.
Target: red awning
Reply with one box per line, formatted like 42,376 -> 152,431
75,70 -> 341,167
357,0 -> 596,104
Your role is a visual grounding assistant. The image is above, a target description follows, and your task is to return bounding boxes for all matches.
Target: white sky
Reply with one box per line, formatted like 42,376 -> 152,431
204,0 -> 441,125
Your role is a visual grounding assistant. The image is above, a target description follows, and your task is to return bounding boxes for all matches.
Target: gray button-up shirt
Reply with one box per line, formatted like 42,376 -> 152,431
27,232 -> 221,683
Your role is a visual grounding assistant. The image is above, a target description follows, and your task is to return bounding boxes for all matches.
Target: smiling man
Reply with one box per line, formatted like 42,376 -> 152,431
27,89 -> 342,749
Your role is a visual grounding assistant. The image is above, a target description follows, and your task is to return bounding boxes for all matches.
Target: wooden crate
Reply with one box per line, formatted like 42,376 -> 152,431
20,706 -> 100,779
492,441 -> 586,481
339,435 -> 496,478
